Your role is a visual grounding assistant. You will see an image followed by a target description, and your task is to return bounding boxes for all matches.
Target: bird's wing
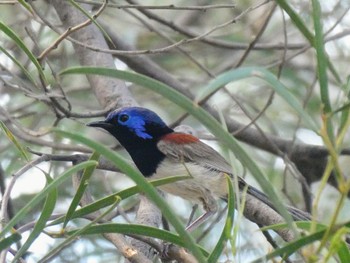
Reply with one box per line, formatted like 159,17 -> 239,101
157,133 -> 311,221
157,133 -> 233,174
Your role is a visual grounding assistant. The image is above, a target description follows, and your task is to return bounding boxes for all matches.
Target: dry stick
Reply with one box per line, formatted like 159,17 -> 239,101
126,233 -> 198,263
165,2 -> 278,126
0,1 -> 17,4
38,0 -> 273,59
122,0 -> 271,55
45,1 -> 135,108
7,121 -> 91,152
276,5 -> 312,211
228,90 -> 311,194
232,2 -> 278,69
76,0 -> 236,11
125,0 -> 302,51
31,2 -> 350,57
283,76 -> 318,212
126,4 -> 277,134
37,0 -> 108,63
47,96 -> 119,118
276,6 -> 314,213
0,106 -> 51,137
124,8 -> 214,78
25,24 -> 75,115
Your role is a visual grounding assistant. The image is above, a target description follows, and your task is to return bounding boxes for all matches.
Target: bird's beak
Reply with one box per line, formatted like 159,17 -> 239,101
86,120 -> 113,130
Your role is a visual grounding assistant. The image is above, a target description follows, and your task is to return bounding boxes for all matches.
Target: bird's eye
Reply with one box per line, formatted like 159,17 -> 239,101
119,114 -> 129,123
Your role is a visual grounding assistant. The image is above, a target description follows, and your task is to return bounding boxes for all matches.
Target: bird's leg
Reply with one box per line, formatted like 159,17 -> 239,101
186,204 -> 199,228
185,194 -> 218,232
185,210 -> 216,232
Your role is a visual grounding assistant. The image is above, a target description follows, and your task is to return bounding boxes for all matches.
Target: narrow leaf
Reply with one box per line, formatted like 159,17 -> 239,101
63,151 -> 100,228
40,195 -> 120,263
67,0 -> 116,48
48,175 -> 191,226
252,230 -> 325,262
197,67 -> 318,131
0,120 -> 29,161
0,45 -> 38,86
312,0 -> 330,113
275,0 -> 340,83
13,173 -> 57,261
17,0 -> 34,15
208,175 -> 235,263
0,161 -> 97,239
0,233 -> 21,251
66,223 -> 209,256
0,20 -> 47,83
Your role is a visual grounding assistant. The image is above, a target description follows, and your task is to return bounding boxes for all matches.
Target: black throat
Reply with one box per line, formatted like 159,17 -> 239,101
111,125 -> 173,177
126,140 -> 165,177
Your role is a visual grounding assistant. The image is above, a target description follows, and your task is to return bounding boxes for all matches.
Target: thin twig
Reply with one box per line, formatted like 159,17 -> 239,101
0,155 -> 50,234
76,0 -> 235,11
232,3 -> 277,69
37,0 -> 108,63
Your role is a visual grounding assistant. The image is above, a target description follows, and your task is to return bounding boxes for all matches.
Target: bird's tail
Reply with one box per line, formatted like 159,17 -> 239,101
223,180 -> 311,221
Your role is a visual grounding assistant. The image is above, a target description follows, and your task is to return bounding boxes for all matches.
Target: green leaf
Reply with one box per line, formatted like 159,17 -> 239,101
67,0 -> 115,48
251,229 -> 325,262
40,195 -> 120,262
66,223 -> 209,256
17,0 -> 34,15
253,220 -> 350,262
327,227 -> 350,263
59,67 -> 298,234
0,161 -> 97,239
0,233 -> 22,251
312,0 -> 330,113
48,175 -> 191,226
337,241 -> 350,263
208,175 -> 235,263
0,20 -> 47,84
0,120 -> 29,161
13,172 -> 57,262
196,67 -> 318,132
275,0 -> 340,83
0,45 -> 38,86
311,0 -> 335,144
275,0 -> 314,45
260,220 -> 326,232
54,129 -> 207,262
63,151 -> 100,228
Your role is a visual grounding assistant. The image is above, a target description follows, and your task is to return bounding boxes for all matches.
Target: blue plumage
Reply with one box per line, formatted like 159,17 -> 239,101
105,107 -> 167,139
88,107 -> 173,176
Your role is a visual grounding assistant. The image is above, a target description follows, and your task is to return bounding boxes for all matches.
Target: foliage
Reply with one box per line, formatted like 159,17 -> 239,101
1,0 -> 350,262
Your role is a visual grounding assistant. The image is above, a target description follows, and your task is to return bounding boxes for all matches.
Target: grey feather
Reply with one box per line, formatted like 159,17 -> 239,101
157,136 -> 310,221
158,136 -> 233,173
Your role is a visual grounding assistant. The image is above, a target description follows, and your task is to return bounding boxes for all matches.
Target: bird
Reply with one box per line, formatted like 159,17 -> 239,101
87,106 -> 310,231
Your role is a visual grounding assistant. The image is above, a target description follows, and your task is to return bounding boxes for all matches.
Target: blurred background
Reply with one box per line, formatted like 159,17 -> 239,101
1,0 -> 350,262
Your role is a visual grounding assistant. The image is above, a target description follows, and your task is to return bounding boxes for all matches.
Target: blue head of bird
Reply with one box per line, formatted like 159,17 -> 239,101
87,107 -> 175,176
87,106 -> 173,151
